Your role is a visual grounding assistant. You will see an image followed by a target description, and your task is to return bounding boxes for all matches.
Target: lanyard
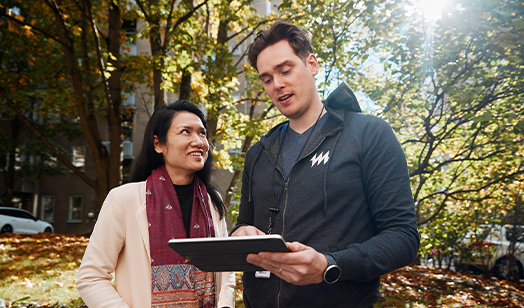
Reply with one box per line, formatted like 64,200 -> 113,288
266,106 -> 325,235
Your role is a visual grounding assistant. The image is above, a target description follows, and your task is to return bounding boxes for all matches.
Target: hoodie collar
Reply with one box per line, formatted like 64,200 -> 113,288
260,82 -> 360,137
259,82 -> 361,154
325,82 -> 361,112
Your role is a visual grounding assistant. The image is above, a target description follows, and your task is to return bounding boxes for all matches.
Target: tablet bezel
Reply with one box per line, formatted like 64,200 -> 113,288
167,234 -> 289,272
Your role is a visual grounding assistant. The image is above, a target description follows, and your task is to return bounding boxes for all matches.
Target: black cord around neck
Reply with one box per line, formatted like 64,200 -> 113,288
267,105 -> 325,234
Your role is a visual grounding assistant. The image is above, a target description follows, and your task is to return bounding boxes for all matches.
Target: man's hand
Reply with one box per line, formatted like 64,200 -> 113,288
246,241 -> 328,286
230,225 -> 266,236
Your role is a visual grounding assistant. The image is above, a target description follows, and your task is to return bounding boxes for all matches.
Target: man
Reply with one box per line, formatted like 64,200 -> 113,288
231,21 -> 419,307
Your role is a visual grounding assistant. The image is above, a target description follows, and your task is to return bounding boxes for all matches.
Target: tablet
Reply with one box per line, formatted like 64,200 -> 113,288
167,234 -> 289,272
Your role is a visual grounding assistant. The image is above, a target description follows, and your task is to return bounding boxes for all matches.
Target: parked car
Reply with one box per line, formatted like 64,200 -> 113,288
0,207 -> 54,234
456,225 -> 524,280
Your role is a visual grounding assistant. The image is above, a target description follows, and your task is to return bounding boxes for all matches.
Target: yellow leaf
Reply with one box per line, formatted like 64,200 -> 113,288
13,15 -> 25,22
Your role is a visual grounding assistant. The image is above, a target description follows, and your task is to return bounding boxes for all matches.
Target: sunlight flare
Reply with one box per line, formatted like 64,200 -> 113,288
415,0 -> 448,21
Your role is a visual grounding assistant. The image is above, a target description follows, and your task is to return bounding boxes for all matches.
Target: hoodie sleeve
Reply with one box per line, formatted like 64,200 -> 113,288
333,116 -> 420,282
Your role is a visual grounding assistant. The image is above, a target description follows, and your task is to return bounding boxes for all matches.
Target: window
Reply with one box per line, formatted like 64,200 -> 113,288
122,110 -> 134,141
123,141 -> 133,158
1,148 -> 22,172
505,226 -> 524,243
19,210 -> 35,220
41,196 -> 55,222
68,196 -> 83,222
72,146 -> 86,171
45,156 -> 58,168
122,158 -> 133,183
101,141 -> 134,158
122,19 -> 137,56
123,91 -> 135,107
0,208 -> 35,220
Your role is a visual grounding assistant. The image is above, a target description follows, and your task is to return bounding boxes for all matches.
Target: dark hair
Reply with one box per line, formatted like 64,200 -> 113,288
248,21 -> 314,71
129,100 -> 226,217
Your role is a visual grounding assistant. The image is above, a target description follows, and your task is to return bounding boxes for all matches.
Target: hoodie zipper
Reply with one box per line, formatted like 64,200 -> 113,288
277,181 -> 289,308
276,137 -> 325,308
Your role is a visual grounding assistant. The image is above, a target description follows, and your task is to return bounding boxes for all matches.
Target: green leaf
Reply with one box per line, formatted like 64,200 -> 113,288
514,120 -> 524,135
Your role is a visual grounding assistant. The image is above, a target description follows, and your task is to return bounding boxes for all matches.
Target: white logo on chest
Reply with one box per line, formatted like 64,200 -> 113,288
311,151 -> 330,167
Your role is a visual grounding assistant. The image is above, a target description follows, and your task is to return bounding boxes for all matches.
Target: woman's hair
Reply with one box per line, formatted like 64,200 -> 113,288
248,20 -> 313,71
129,100 -> 226,217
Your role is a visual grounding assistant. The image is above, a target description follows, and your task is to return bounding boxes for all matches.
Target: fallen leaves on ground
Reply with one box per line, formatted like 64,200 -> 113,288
1,233 -> 523,307
0,233 -> 88,307
0,233 -> 88,282
377,265 -> 524,307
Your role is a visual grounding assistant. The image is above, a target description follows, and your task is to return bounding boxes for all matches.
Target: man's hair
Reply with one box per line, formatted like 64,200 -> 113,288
248,21 -> 313,71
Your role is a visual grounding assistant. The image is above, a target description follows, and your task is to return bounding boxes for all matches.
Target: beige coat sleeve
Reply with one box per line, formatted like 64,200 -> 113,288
76,187 -> 132,307
76,182 -> 151,308
210,196 -> 236,308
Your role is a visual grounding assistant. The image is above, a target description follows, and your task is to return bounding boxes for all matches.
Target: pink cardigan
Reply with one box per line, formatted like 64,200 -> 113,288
77,181 -> 235,307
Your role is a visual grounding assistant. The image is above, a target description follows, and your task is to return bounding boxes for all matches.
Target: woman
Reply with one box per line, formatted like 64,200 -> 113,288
77,101 -> 235,307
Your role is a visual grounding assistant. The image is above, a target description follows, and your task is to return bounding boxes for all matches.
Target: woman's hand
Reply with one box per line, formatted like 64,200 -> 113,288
230,225 -> 266,236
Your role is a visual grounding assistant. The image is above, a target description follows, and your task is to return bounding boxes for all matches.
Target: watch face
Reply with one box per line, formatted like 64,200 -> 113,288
325,265 -> 341,283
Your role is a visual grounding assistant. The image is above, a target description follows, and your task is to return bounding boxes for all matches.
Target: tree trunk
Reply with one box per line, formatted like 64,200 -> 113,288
47,0 -> 123,212
2,117 -> 20,207
107,1 -> 123,191
179,69 -> 192,100
148,0 -> 166,111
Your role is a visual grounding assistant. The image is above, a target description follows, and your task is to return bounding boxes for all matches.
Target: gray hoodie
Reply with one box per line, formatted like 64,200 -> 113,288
233,83 -> 420,307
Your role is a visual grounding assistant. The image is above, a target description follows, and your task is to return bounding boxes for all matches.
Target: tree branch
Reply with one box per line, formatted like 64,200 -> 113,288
0,87 -> 96,189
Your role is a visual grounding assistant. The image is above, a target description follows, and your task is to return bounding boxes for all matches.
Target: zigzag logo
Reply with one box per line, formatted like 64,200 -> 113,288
310,151 -> 330,167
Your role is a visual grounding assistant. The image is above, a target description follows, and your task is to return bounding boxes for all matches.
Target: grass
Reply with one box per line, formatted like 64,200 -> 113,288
0,233 -> 87,307
1,233 -> 523,307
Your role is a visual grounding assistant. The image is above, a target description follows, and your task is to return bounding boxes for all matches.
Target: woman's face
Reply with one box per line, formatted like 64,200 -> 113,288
154,111 -> 209,184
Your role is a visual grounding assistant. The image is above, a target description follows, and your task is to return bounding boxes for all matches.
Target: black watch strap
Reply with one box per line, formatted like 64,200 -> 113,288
323,253 -> 341,284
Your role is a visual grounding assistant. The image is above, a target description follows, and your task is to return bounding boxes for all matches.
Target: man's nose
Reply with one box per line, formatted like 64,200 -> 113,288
273,76 -> 285,90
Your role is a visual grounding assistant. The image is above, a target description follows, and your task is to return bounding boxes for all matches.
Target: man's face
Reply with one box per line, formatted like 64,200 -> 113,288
257,40 -> 319,120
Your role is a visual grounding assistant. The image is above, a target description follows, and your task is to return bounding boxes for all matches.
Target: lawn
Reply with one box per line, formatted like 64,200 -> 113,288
0,233 -> 86,307
1,233 -> 523,307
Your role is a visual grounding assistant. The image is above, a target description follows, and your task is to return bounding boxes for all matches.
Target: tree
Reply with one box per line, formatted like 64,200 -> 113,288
2,0 -> 522,239
133,0 -> 211,110
379,0 -> 524,227
131,0 -> 284,211
283,0 -> 524,227
1,0 -> 130,210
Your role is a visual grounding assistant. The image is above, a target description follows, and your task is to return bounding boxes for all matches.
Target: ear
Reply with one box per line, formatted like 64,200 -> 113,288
153,135 -> 163,154
306,54 -> 319,76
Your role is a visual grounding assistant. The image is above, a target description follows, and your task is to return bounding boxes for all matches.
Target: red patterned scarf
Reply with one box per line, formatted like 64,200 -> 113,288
146,165 -> 216,307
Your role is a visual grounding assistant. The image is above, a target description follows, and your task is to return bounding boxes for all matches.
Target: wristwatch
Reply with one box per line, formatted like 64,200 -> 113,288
323,253 -> 341,284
